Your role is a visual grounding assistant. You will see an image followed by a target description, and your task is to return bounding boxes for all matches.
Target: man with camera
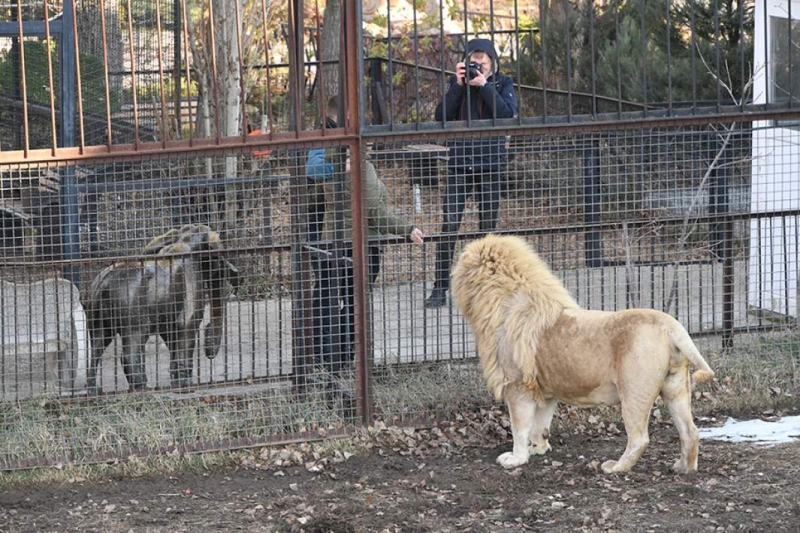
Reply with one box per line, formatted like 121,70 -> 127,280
425,37 -> 517,308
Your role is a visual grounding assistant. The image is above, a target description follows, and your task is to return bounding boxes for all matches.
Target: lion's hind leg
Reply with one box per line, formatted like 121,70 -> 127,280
497,385 -> 537,469
529,399 -> 556,455
602,397 -> 652,474
602,373 -> 662,474
660,364 -> 700,473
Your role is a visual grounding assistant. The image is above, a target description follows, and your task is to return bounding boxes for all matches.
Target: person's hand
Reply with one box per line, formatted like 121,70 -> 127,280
409,227 -> 424,245
467,67 -> 487,88
455,61 -> 467,85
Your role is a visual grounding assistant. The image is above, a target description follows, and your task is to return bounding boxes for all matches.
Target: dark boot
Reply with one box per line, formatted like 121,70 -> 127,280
424,286 -> 448,308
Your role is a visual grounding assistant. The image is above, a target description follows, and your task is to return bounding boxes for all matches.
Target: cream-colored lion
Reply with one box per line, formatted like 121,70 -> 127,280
451,234 -> 715,474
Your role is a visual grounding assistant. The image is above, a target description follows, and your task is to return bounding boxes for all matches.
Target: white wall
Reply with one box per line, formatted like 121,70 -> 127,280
749,0 -> 800,317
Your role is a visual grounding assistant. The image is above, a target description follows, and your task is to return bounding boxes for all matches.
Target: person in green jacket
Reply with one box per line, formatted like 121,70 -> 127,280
308,105 -> 424,370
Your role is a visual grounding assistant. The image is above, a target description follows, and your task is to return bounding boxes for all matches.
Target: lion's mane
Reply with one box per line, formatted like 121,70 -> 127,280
451,235 -> 579,401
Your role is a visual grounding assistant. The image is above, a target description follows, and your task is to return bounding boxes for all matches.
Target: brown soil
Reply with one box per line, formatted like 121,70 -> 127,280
2,413 -> 799,533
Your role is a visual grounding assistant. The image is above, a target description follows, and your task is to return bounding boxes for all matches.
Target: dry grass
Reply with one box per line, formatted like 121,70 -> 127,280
696,331 -> 800,417
1,329 -> 798,486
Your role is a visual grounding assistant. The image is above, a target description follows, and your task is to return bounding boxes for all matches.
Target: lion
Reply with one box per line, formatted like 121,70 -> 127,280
450,234 -> 715,474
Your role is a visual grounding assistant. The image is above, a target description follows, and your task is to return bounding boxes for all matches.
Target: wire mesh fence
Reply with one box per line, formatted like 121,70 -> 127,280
0,0 -> 799,470
2,120 -> 797,468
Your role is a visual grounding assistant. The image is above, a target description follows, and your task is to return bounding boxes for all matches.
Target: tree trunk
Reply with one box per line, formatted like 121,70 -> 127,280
320,0 -> 342,98
211,0 -> 243,240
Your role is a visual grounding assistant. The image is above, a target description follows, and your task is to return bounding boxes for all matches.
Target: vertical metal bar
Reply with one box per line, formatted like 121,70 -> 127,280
0,281 -> 5,398
180,0 -> 194,144
713,0 -> 721,110
343,0 -> 371,424
690,0 -> 698,111
789,0 -> 794,110
613,0 -> 621,118
43,0 -> 58,155
313,0 -> 326,125
260,0 -> 275,132
249,299 -> 256,379
564,0 -> 572,122
69,0 -> 85,151
463,0 -> 471,123
782,216 -> 790,317
173,0 -> 182,138
709,130 -> 728,259
738,0 -> 745,112
487,0 -> 496,123
665,0 -> 673,114
539,0 -> 548,118
233,0 -> 247,141
589,0 -> 597,116
583,139 -> 602,268
296,2 -> 307,133
14,1 -> 29,157
437,0 -> 447,127
721,197 -> 734,347
99,0 -> 114,149
154,0 -> 170,146
368,57 -> 384,125
386,0 -> 395,128
124,0 -> 141,148
762,0 -> 768,106
411,0 -> 420,128
60,0 -> 80,285
639,0 -> 648,115
512,0 -> 523,122
287,0 -> 304,137
287,0 -> 312,389
714,0 -> 720,108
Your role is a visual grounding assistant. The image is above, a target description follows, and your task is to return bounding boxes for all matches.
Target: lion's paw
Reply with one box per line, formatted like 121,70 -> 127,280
671,459 -> 695,474
601,459 -> 621,474
496,452 -> 529,469
530,439 -> 552,455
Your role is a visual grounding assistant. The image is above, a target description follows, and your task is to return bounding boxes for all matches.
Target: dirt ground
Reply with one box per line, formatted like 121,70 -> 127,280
2,410 -> 799,533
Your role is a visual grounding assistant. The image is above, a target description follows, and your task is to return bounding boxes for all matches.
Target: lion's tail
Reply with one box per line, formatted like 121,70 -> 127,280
667,322 -> 715,383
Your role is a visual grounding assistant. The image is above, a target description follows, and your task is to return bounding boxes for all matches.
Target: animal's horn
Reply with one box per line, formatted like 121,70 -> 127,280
143,224 -> 219,255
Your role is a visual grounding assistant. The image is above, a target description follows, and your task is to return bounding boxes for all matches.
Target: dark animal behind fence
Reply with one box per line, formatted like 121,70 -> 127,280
84,225 -> 239,393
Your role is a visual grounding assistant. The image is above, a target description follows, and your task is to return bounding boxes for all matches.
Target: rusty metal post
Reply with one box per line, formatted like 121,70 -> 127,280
342,0 -> 372,424
287,0 -> 314,390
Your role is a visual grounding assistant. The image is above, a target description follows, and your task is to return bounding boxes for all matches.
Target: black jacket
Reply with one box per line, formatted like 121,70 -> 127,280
434,38 -> 517,171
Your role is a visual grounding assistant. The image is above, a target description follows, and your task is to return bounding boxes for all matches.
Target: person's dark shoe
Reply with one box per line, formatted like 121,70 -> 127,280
424,287 -> 448,308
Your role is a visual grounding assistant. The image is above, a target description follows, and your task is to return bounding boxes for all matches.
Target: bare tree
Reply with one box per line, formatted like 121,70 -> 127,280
320,0 -> 342,99
184,0 -> 276,236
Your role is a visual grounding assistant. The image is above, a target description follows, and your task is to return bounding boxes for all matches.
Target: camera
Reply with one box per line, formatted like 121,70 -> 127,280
467,61 -> 482,80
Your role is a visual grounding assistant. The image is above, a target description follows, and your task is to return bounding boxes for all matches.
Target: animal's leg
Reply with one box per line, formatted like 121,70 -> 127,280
204,285 -> 226,360
121,331 -> 148,391
602,389 -> 656,474
497,385 -> 536,468
660,365 -> 700,473
87,332 -> 115,395
168,325 -> 198,388
529,399 -> 557,455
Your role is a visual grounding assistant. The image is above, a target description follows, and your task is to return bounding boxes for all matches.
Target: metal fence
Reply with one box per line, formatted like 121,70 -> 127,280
0,0 -> 799,469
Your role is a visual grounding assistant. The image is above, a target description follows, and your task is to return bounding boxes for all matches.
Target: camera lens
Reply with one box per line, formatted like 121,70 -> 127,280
467,61 -> 481,80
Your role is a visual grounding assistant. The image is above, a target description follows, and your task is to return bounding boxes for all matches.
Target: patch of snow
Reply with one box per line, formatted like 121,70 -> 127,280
699,415 -> 800,446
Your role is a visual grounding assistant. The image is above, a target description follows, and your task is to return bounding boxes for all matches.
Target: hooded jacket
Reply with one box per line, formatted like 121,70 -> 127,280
434,38 -> 517,172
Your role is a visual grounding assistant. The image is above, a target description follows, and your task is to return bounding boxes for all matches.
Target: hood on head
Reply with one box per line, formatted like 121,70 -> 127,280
466,38 -> 499,75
